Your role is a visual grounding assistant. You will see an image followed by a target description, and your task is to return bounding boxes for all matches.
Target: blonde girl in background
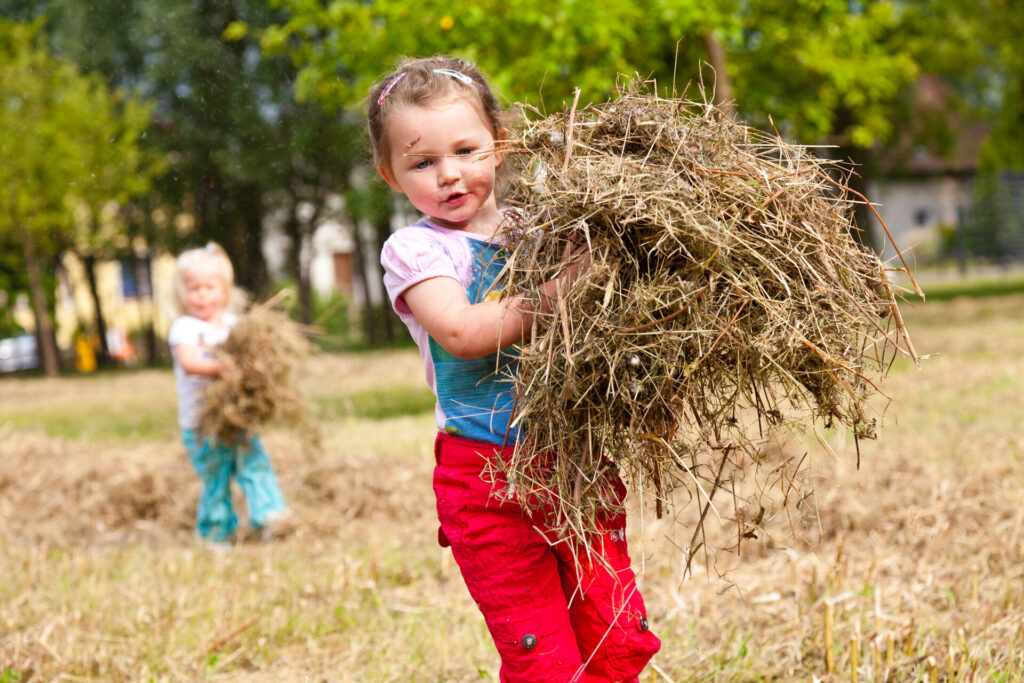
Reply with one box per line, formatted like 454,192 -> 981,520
168,243 -> 289,547
371,56 -> 660,681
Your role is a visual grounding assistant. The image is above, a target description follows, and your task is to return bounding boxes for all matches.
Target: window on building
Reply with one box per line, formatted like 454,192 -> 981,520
120,258 -> 153,299
333,252 -> 353,297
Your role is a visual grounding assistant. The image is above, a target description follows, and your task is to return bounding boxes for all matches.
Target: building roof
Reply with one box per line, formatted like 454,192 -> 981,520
876,74 -> 989,177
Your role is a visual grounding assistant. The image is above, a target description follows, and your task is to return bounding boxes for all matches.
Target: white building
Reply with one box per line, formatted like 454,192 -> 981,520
867,75 -> 987,267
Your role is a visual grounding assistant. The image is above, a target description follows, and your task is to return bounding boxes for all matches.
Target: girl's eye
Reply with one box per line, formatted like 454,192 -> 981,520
456,148 -> 473,156
414,159 -> 431,170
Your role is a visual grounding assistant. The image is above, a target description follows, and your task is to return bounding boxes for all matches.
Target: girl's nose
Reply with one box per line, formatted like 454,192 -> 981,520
436,158 -> 459,185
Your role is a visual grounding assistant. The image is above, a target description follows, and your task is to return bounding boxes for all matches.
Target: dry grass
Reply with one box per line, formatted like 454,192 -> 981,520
1,295 -> 1023,680
200,298 -> 317,451
499,82 -> 917,545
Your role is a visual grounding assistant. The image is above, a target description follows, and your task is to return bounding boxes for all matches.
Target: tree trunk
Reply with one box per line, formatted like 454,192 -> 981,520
373,213 -> 396,343
298,202 -> 319,326
283,201 -> 314,325
82,253 -> 112,365
835,143 -> 882,254
237,185 -> 268,297
135,253 -> 159,365
831,106 -> 882,254
702,31 -> 735,118
22,232 -> 60,377
349,220 -> 377,345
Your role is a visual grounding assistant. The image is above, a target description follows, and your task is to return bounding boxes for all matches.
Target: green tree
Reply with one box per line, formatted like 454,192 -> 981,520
66,87 -> 163,364
37,0 -> 361,325
2,19 -> 83,375
727,1 -> 918,251
964,0 -> 1024,172
895,0 -> 1024,262
259,0 -> 927,253
0,19 -> 159,375
241,0 -> 740,325
255,0 -> 705,109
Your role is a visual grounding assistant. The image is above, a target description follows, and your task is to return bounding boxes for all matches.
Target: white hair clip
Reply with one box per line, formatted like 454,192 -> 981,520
433,68 -> 473,85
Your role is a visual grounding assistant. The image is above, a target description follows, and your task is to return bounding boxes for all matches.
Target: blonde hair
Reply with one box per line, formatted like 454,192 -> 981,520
170,242 -> 237,318
366,55 -> 515,177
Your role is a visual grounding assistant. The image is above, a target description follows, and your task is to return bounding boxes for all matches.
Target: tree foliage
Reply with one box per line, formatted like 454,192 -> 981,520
0,19 -> 159,373
730,1 -> 917,147
37,0 -> 363,306
5,0 -> 1020,351
252,0 -> 926,255
0,19 -> 158,262
1,20 -> 75,251
968,0 -> 1024,172
257,0 -> 919,147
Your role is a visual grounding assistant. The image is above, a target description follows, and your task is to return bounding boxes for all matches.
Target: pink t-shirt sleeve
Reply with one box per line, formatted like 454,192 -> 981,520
381,226 -> 460,315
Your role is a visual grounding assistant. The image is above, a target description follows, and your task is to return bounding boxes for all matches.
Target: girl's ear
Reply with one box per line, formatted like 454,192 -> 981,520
494,128 -> 508,167
378,165 -> 402,193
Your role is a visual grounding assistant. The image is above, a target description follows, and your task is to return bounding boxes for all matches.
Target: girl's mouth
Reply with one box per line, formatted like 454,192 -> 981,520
443,192 -> 468,206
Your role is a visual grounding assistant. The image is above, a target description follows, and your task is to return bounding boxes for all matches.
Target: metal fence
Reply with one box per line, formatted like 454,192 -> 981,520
957,171 -> 1024,265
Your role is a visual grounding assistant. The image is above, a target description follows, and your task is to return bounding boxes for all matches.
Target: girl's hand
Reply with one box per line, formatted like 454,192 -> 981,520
215,354 -> 237,378
535,236 -> 592,315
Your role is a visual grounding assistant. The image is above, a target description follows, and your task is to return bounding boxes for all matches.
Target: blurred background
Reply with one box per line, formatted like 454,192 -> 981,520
2,0 -> 1022,377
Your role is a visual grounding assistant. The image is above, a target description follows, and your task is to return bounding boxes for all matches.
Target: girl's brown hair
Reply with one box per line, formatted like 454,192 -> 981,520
366,55 -> 514,176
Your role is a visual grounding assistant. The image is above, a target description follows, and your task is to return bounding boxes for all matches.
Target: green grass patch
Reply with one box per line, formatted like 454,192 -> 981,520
903,272 -> 1024,302
3,382 -> 435,437
2,407 -> 176,441
317,385 -> 435,420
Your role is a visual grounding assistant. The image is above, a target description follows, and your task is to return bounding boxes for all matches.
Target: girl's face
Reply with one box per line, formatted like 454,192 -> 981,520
182,265 -> 228,323
379,98 -> 502,234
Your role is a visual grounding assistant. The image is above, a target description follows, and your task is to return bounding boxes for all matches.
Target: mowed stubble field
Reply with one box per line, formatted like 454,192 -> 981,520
2,292 -> 1023,681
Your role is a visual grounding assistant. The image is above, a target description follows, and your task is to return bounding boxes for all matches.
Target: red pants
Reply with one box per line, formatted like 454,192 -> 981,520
433,432 -> 661,682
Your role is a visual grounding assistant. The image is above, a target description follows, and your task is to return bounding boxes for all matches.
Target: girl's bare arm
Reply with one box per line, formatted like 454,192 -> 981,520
402,278 -> 530,360
175,343 -> 229,376
402,255 -> 587,360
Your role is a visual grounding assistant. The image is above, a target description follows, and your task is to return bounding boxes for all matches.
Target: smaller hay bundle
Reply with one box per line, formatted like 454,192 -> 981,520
199,296 -> 316,449
499,81 -> 920,542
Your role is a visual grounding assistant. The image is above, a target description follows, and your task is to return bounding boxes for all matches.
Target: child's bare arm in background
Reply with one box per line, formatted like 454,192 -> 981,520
174,343 -> 231,377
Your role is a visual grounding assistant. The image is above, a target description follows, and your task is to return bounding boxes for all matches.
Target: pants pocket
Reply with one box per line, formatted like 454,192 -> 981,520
484,602 -> 582,683
577,582 -> 660,681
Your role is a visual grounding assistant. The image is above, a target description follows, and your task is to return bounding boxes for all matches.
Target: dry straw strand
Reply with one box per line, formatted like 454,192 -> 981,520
496,77 -> 917,546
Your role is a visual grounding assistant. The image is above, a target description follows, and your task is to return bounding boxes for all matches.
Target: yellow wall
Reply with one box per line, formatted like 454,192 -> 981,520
13,252 -> 177,353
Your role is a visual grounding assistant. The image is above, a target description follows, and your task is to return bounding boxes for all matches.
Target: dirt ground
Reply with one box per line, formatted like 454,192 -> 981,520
1,298 -> 1023,681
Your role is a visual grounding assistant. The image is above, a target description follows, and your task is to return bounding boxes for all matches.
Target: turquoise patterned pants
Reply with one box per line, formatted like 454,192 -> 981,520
181,429 -> 287,542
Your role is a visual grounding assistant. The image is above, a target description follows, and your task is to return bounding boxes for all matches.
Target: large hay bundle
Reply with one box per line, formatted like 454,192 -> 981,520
499,82 -> 920,543
199,295 -> 318,451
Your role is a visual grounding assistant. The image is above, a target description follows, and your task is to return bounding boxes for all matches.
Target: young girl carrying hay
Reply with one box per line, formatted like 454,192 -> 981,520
370,56 -> 660,681
168,243 -> 289,547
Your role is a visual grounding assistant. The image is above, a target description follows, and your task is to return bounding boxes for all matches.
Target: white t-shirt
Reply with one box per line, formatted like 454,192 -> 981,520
168,313 -> 237,429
